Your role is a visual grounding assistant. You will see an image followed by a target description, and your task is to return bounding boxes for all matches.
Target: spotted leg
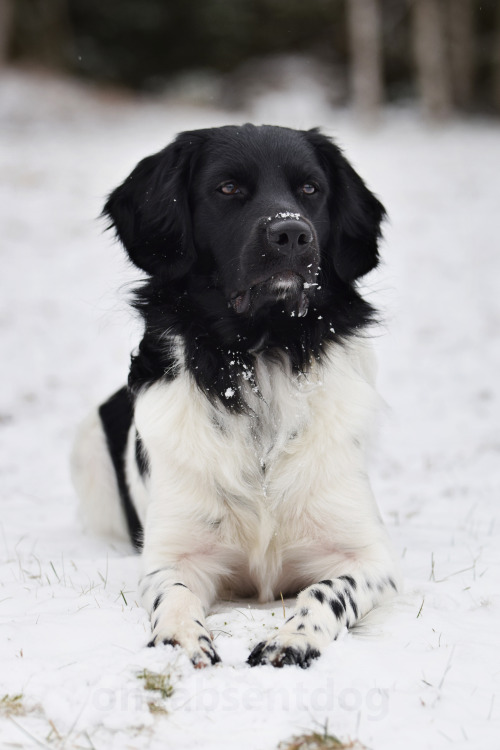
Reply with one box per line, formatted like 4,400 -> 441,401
247,568 -> 400,669
142,567 -> 221,668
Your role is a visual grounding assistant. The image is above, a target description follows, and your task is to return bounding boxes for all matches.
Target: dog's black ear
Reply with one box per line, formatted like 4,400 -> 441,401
305,129 -> 386,283
103,131 -> 206,278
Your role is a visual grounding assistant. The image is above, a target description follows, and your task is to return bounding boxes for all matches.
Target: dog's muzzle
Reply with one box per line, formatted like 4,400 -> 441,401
229,214 -> 319,317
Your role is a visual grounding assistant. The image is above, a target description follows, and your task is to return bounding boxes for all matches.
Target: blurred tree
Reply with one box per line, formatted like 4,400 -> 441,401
495,2 -> 500,112
0,0 -> 13,67
448,0 -> 474,110
412,0 -> 452,119
65,0 -> 341,90
347,0 -> 383,122
10,0 -> 74,69
3,0 -> 500,116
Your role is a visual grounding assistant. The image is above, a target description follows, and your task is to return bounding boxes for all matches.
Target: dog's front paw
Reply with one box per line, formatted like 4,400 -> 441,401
247,633 -> 320,669
148,618 -> 221,668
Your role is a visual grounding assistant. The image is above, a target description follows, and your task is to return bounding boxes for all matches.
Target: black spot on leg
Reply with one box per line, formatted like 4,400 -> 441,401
264,642 -> 278,653
388,577 -> 398,591
247,641 -> 267,666
346,591 -> 359,619
152,594 -> 162,612
329,598 -> 345,619
366,579 -> 373,590
198,635 -> 212,646
210,649 -> 222,665
198,645 -> 221,665
145,565 -> 175,577
338,575 -> 357,590
297,623 -> 305,631
270,645 -> 321,669
173,582 -> 187,588
313,624 -> 322,633
311,589 -> 325,604
318,579 -> 333,587
153,618 -> 159,630
298,646 -> 321,668
300,608 -> 309,617
162,638 -> 178,648
337,591 -> 346,610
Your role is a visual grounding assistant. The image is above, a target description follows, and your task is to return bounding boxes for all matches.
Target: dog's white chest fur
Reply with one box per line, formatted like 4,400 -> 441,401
132,339 -> 380,603
227,353 -> 316,483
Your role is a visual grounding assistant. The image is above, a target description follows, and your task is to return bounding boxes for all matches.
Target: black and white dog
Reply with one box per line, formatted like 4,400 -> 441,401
71,124 -> 400,669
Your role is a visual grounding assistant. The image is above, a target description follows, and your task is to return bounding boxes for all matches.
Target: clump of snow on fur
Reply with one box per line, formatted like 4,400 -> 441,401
275,211 -> 300,220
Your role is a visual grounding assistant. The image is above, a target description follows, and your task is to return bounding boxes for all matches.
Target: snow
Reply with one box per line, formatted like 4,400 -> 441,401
1,69 -> 499,749
275,212 -> 301,220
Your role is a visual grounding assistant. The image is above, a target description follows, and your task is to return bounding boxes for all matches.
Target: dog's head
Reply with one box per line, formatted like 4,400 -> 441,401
104,124 -> 385,320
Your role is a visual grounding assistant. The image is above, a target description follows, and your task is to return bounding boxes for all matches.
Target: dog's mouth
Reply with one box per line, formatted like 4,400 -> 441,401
230,271 -> 311,317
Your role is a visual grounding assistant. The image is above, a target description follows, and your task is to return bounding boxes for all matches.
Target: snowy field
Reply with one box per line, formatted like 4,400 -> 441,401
1,70 -> 499,750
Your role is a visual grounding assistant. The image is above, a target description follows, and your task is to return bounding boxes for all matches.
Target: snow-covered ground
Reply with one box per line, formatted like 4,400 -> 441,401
1,70 -> 499,750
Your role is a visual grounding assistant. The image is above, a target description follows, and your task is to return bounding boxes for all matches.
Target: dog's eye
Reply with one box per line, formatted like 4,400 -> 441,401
218,182 -> 241,195
302,184 -> 317,195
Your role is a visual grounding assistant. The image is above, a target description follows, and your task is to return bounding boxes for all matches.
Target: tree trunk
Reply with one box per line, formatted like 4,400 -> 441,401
0,0 -> 13,67
37,0 -> 73,69
347,0 -> 384,123
447,0 -> 474,110
413,0 -> 453,120
494,1 -> 500,113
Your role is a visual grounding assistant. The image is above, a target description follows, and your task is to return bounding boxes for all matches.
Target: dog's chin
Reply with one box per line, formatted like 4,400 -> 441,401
230,271 -> 310,318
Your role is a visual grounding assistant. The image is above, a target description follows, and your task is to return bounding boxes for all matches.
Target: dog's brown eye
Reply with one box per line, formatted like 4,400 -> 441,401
219,182 -> 241,195
302,184 -> 317,195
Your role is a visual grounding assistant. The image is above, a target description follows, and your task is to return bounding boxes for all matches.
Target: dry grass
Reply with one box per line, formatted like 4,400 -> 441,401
0,693 -> 26,717
146,700 -> 169,716
137,668 -> 174,715
278,728 -> 369,750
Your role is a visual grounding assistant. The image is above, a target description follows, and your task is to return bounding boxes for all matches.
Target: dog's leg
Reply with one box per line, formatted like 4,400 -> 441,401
141,566 -> 221,668
247,547 -> 400,668
138,494 -> 228,668
132,382 -> 233,667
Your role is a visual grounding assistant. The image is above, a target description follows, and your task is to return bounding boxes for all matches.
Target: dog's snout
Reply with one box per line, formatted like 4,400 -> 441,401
267,218 -> 313,256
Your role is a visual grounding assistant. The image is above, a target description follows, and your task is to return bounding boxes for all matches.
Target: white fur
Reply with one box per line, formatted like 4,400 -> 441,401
73,337 -> 400,665
70,408 -> 129,540
134,338 -> 400,596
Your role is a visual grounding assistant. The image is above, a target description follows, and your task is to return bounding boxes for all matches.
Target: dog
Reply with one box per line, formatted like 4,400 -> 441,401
71,124 -> 401,669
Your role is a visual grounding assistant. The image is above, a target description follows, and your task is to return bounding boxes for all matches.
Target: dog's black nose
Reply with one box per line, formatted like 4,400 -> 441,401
267,217 -> 313,256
